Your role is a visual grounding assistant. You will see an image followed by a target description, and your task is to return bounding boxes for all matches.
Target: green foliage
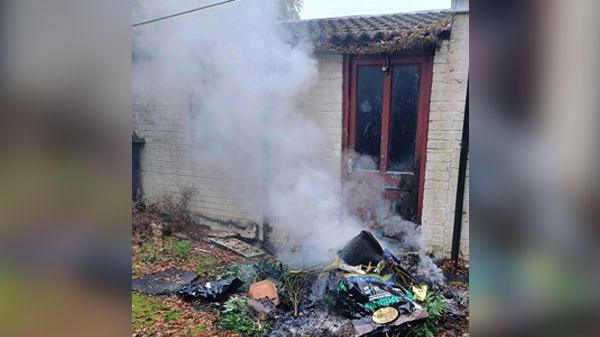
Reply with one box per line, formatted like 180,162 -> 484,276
406,293 -> 448,337
220,293 -> 270,336
220,263 -> 243,279
252,259 -> 312,317
140,238 -> 193,265
223,295 -> 250,314
197,253 -> 219,266
170,240 -> 191,259
131,292 -> 166,329
194,253 -> 243,279
279,267 -> 311,317
140,242 -> 162,264
137,239 -> 195,277
423,293 -> 447,318
220,312 -> 270,337
253,257 -> 282,281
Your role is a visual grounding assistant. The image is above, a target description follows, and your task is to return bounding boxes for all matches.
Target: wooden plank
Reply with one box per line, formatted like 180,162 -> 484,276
209,238 -> 265,258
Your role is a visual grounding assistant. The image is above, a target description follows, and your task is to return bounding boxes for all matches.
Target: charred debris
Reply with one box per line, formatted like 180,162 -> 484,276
133,227 -> 468,337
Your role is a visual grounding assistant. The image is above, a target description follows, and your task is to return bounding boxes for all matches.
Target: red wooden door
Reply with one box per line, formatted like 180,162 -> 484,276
343,55 -> 433,223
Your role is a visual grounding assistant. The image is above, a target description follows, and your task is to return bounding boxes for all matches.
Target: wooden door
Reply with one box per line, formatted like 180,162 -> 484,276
343,55 -> 433,223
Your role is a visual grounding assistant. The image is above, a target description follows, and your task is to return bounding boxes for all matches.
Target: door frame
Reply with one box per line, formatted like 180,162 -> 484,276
342,54 -> 434,221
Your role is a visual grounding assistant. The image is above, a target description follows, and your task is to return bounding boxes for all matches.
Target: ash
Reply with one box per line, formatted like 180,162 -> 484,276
270,277 -> 354,337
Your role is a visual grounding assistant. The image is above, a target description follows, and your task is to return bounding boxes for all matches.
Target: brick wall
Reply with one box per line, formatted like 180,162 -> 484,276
133,53 -> 344,234
296,53 -> 344,180
421,12 -> 469,258
133,101 -> 263,229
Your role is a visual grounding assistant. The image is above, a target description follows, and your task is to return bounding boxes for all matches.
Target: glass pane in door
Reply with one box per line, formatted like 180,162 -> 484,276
355,65 -> 384,169
388,64 -> 421,172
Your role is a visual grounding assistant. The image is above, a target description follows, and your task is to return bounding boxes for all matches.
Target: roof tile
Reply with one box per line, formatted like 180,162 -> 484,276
288,10 -> 453,54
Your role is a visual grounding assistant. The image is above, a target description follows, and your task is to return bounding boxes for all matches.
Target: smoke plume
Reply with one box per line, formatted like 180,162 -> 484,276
133,0 -> 362,266
133,0 -> 444,277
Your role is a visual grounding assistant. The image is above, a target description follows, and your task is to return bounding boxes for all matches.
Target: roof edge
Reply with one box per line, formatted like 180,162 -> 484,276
296,8 -> 452,23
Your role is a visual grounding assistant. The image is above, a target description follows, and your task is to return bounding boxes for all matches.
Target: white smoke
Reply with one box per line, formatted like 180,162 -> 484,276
133,0 -> 361,266
380,216 -> 445,283
133,0 -> 446,274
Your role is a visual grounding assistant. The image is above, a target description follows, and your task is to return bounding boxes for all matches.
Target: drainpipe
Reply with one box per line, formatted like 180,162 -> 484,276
451,85 -> 469,265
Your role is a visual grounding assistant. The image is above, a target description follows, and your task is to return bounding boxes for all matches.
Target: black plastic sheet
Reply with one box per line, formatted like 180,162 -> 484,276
132,268 -> 197,295
177,277 -> 241,301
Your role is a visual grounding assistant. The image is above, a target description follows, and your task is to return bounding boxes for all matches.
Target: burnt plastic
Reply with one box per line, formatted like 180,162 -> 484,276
338,230 -> 385,266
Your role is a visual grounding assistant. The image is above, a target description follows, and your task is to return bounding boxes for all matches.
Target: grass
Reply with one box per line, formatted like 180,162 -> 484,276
164,310 -> 182,322
139,241 -> 162,265
138,238 -> 193,266
132,292 -> 167,330
132,292 -> 190,331
133,235 -> 243,280
194,255 -> 245,280
132,291 -> 215,336
194,253 -> 220,275
171,240 -> 192,259
188,325 -> 207,336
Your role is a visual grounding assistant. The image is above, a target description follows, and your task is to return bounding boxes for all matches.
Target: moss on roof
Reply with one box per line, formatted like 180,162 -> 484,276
289,10 -> 453,54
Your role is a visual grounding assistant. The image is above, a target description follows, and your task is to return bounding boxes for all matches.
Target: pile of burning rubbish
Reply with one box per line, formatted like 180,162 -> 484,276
323,230 -> 431,336
132,230 -> 467,336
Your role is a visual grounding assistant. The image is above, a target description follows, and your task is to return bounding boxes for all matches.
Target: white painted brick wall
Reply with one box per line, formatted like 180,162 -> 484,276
133,53 -> 344,232
421,13 -> 469,258
133,102 -> 263,227
296,53 -> 344,180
